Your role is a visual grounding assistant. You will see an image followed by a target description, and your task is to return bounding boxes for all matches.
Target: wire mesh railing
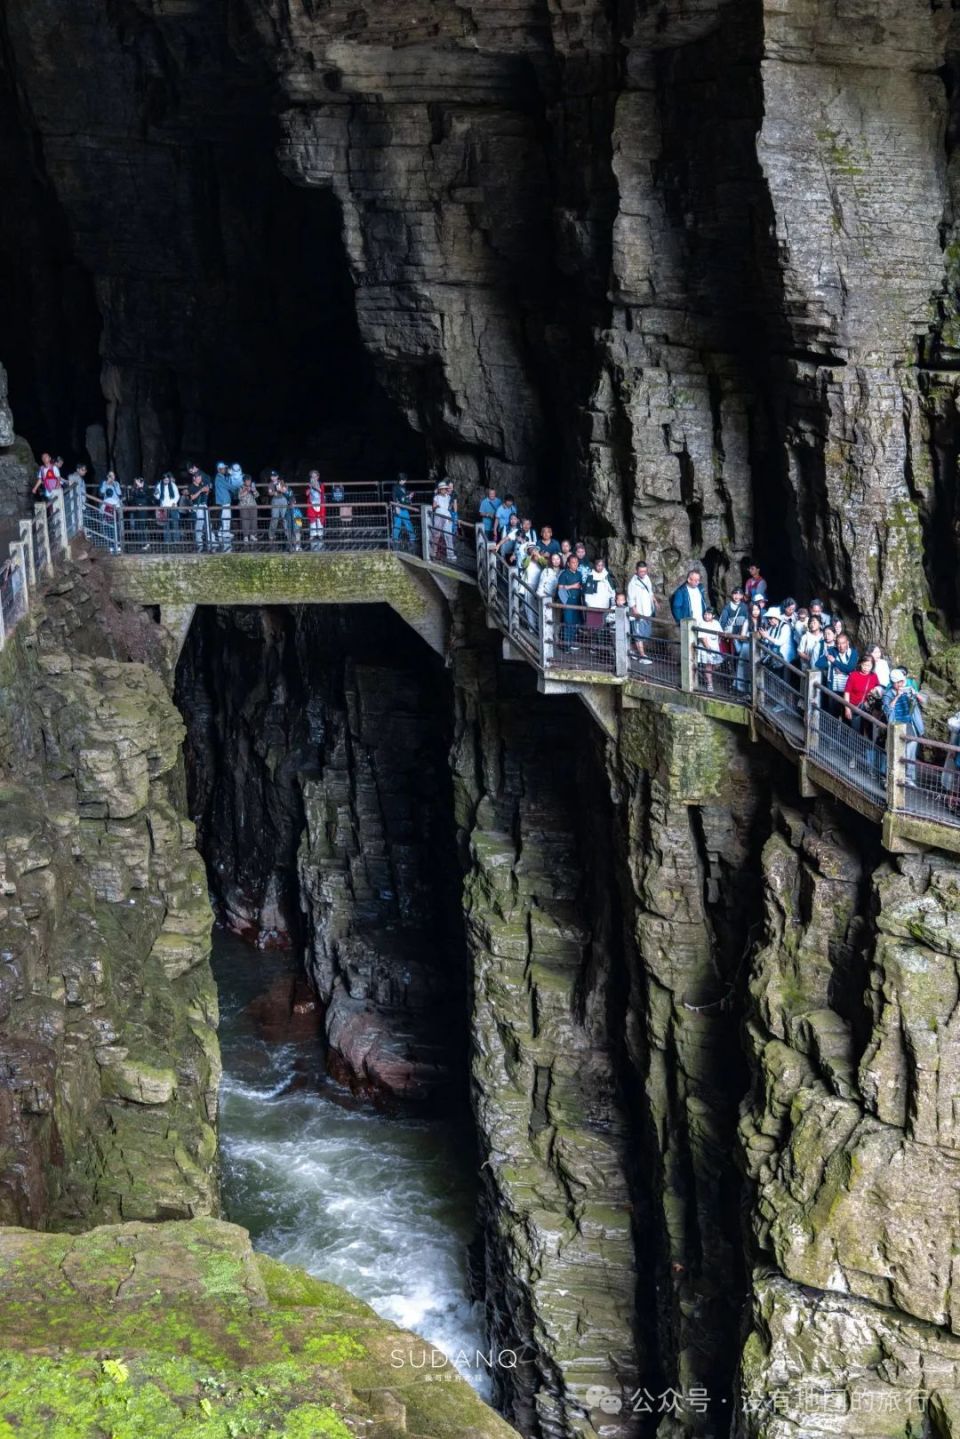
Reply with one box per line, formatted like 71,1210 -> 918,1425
424,512 -> 478,575
807,690 -> 887,803
895,738 -> 960,829
692,625 -> 752,704
756,650 -> 806,746
629,618 -> 682,689
84,501 -> 396,554
545,601 -> 618,675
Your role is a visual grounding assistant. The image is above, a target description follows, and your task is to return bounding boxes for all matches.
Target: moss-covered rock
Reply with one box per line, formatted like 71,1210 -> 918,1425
0,1217 -> 519,1439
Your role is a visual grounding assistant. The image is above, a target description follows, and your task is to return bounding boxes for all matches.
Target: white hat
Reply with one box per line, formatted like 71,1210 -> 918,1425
890,668 -> 907,684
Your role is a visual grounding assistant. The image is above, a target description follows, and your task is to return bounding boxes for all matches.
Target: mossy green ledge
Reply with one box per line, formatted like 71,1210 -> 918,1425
103,553 -> 459,659
0,1217 -> 519,1439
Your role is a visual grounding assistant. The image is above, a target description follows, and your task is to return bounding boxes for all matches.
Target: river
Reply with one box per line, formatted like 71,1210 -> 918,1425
212,932 -> 490,1394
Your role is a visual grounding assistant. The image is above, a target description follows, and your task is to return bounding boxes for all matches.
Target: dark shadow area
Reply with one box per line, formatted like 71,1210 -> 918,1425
175,603 -> 470,1109
0,0 -> 425,486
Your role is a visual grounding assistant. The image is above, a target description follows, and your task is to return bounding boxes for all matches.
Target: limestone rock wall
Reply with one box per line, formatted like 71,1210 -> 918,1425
735,805 -> 960,1435
449,634 -> 643,1439
0,554 -> 219,1227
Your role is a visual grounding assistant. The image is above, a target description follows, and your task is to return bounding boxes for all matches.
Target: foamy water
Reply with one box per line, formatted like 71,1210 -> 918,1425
213,935 -> 490,1394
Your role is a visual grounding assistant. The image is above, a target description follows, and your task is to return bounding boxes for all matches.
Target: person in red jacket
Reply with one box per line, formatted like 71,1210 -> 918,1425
843,653 -> 880,728
306,470 -> 326,551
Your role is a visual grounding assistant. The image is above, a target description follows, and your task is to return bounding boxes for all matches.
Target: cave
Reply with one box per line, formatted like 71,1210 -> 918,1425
4,5 -> 960,1439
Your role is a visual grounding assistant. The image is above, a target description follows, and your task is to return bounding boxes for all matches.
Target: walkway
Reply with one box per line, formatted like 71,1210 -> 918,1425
33,485 -> 960,857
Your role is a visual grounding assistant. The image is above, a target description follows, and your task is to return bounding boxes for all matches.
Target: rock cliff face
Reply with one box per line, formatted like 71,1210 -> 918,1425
4,5 -> 960,1439
0,554 -> 219,1228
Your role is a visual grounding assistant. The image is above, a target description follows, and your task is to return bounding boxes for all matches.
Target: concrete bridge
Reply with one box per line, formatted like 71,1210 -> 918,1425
6,482 -> 960,857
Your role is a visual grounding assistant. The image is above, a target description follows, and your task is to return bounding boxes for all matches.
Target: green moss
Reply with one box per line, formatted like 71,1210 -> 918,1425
0,1221 -> 516,1439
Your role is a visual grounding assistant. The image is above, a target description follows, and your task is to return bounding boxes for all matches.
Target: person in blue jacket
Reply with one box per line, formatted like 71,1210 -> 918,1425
670,568 -> 709,623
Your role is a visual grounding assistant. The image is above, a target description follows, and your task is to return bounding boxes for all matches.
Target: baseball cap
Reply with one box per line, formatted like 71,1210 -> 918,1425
890,668 -> 907,684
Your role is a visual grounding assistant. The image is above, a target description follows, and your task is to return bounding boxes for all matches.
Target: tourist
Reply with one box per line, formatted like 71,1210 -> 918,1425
33,452 -> 61,501
583,556 -> 616,629
574,542 -> 591,591
719,586 -> 748,633
536,552 -> 563,601
819,630 -> 858,715
535,525 -> 560,560
212,461 -> 241,552
431,480 -> 457,563
126,476 -> 151,549
96,471 -> 122,553
867,643 -> 891,690
670,567 -> 708,623
797,615 -> 825,668
494,493 -> 515,542
67,461 -> 88,493
883,669 -> 925,785
627,560 -> 656,665
155,470 -> 181,545
843,651 -> 881,742
306,471 -> 326,551
733,600 -> 764,694
809,598 -> 831,628
238,474 -> 259,545
770,599 -> 799,665
745,562 -> 767,603
696,606 -> 724,691
187,466 -> 211,551
495,512 -> 520,559
479,485 -> 499,541
392,472 -> 415,548
556,554 -> 584,649
269,477 -> 292,549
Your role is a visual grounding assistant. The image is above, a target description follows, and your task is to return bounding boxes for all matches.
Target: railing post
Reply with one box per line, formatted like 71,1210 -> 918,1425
11,543 -> 28,615
886,722 -> 906,813
750,632 -> 759,712
420,505 -> 432,564
34,502 -> 53,575
679,618 -> 695,692
804,669 -> 822,754
475,528 -> 487,599
539,597 -> 554,670
614,605 -> 629,677
507,566 -> 520,637
52,487 -> 69,551
19,521 -> 35,587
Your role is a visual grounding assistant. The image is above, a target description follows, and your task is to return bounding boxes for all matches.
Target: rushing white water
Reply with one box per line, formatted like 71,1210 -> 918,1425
213,934 -> 490,1394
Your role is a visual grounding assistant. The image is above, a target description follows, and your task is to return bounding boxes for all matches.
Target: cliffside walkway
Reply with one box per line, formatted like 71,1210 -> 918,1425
12,482 -> 957,857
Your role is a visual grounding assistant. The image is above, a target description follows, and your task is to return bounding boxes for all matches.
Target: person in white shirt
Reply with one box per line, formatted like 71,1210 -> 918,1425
431,480 -> 456,562
696,607 -> 724,691
627,560 -> 656,665
536,552 -> 563,600
583,557 -> 616,629
867,644 -> 891,690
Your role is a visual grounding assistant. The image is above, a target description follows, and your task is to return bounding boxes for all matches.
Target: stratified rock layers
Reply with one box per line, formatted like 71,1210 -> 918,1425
0,558 -> 218,1228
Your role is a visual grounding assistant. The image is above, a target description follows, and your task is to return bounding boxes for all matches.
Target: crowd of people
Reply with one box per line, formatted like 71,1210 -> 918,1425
26,453 -> 960,794
475,489 -> 960,794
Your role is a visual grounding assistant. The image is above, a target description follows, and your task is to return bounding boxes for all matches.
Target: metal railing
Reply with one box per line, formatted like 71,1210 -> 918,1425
421,507 -> 477,575
806,681 -> 887,804
629,617 -> 682,689
892,735 -> 960,825
68,487 -> 960,846
755,650 -> 806,747
690,624 -> 752,704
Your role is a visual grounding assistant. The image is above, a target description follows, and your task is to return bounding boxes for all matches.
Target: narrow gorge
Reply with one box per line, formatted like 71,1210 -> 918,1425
2,4 -> 960,1439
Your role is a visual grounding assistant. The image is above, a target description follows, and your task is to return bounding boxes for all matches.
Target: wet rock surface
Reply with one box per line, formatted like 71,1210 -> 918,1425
0,1216 -> 520,1439
0,555 -> 218,1228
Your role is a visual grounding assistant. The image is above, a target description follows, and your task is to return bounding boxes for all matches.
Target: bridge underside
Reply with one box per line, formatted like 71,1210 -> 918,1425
105,551 -> 458,659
